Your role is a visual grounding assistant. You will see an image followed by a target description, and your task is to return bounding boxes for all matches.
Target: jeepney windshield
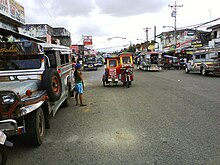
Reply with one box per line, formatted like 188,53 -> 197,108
85,56 -> 96,63
0,54 -> 43,71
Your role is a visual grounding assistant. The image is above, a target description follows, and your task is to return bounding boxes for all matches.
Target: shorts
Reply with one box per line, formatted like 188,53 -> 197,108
75,83 -> 83,94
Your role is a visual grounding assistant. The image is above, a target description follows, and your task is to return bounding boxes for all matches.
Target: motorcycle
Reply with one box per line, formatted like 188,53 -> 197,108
0,130 -> 13,165
121,68 -> 133,88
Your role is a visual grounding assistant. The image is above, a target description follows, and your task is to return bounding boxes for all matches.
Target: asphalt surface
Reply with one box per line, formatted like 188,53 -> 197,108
7,67 -> 220,165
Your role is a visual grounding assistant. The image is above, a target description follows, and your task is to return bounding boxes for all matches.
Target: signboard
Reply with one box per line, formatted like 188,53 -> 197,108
191,39 -> 202,48
83,35 -> 93,46
0,0 -> 25,24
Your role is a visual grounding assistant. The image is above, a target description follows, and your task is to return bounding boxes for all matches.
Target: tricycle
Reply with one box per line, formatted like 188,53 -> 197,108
102,53 -> 134,88
102,56 -> 120,86
119,53 -> 134,88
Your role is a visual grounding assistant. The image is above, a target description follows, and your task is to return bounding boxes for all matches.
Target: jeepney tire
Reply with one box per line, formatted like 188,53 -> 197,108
202,67 -> 208,76
0,146 -> 7,165
185,67 -> 189,73
102,79 -> 106,87
42,68 -> 62,102
62,85 -> 71,107
26,108 -> 45,146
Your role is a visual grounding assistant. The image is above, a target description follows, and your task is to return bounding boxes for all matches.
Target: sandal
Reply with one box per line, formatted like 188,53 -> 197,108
80,104 -> 87,106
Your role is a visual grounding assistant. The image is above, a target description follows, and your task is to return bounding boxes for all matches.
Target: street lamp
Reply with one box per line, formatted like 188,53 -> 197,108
107,36 -> 126,41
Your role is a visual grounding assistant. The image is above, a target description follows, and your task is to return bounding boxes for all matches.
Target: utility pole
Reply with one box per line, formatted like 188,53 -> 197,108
169,1 -> 183,46
144,27 -> 150,42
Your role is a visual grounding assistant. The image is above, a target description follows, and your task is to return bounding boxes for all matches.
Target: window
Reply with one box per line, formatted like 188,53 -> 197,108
122,57 -> 130,64
201,54 -> 206,59
195,55 -> 200,59
109,60 -> 117,67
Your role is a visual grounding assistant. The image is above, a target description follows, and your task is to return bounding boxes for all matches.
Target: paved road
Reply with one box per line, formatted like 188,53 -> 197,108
7,67 -> 220,165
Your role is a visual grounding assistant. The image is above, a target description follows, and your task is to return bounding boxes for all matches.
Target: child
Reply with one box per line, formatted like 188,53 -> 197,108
74,63 -> 87,106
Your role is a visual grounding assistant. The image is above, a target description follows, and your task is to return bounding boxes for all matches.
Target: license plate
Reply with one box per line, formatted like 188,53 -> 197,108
0,131 -> 6,145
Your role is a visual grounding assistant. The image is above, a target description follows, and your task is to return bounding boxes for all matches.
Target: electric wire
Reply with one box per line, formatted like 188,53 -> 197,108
39,0 -> 58,26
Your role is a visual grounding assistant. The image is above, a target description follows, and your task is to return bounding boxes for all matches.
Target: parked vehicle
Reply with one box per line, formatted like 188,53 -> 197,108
0,129 -> 13,165
97,57 -> 103,67
179,58 -> 187,69
83,54 -> 98,70
185,48 -> 220,76
0,41 -> 75,146
162,55 -> 180,70
137,51 -> 162,71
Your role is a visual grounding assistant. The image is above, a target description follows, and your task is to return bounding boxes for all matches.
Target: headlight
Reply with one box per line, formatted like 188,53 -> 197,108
1,93 -> 15,104
84,64 -> 88,66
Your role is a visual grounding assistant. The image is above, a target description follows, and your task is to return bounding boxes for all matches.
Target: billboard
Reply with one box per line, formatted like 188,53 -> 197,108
83,35 -> 93,46
0,0 -> 25,24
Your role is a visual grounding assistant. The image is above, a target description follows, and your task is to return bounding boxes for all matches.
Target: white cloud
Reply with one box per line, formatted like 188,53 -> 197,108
16,0 -> 220,51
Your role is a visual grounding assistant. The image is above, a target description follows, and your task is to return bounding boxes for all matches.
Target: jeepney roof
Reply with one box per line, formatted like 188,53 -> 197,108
39,43 -> 71,52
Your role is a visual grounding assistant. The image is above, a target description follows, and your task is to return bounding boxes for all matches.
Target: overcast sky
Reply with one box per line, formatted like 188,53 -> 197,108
17,0 -> 220,52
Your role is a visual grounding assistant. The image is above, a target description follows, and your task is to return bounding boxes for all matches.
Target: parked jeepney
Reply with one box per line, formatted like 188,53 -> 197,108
185,48 -> 220,76
137,51 -> 162,71
162,55 -> 180,70
0,41 -> 75,146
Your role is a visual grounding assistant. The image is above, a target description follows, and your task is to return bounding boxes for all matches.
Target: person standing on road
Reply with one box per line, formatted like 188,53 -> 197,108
74,63 -> 87,106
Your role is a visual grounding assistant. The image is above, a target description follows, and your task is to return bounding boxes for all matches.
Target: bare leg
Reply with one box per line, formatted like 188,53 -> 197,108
79,94 -> 83,105
79,94 -> 87,106
75,93 -> 79,105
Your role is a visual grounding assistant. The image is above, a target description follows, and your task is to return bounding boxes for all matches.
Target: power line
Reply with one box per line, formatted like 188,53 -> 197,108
39,0 -> 58,26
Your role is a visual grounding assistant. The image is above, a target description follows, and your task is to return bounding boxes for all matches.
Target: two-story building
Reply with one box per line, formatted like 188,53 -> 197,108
19,24 -> 71,47
159,29 -> 210,57
207,24 -> 220,48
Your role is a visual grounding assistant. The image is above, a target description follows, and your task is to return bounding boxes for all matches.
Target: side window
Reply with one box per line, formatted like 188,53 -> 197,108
60,54 -> 65,65
195,55 -> 200,59
45,52 -> 56,68
65,54 -> 69,64
201,54 -> 206,59
60,53 -> 70,65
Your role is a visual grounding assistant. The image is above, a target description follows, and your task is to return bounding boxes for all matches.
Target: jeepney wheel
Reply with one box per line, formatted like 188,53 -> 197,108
102,79 -> 106,87
26,108 -> 45,146
201,67 -> 208,76
42,68 -> 62,102
0,146 -> 7,165
185,67 -> 189,73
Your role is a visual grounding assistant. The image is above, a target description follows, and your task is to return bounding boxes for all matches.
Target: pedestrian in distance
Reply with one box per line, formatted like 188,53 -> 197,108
74,63 -> 87,106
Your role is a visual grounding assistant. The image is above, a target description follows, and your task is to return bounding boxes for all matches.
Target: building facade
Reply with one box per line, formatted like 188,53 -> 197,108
207,24 -> 220,48
19,24 -> 71,47
159,29 -> 211,56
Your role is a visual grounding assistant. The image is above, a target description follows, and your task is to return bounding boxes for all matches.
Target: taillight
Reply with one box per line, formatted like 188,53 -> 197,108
26,90 -> 32,97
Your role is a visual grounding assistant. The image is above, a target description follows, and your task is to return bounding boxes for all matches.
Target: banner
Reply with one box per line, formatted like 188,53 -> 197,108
83,35 -> 93,46
0,0 -> 25,24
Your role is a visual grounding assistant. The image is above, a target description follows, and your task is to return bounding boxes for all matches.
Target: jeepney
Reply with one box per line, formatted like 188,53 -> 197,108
138,51 -> 162,71
0,41 -> 75,146
185,48 -> 220,76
